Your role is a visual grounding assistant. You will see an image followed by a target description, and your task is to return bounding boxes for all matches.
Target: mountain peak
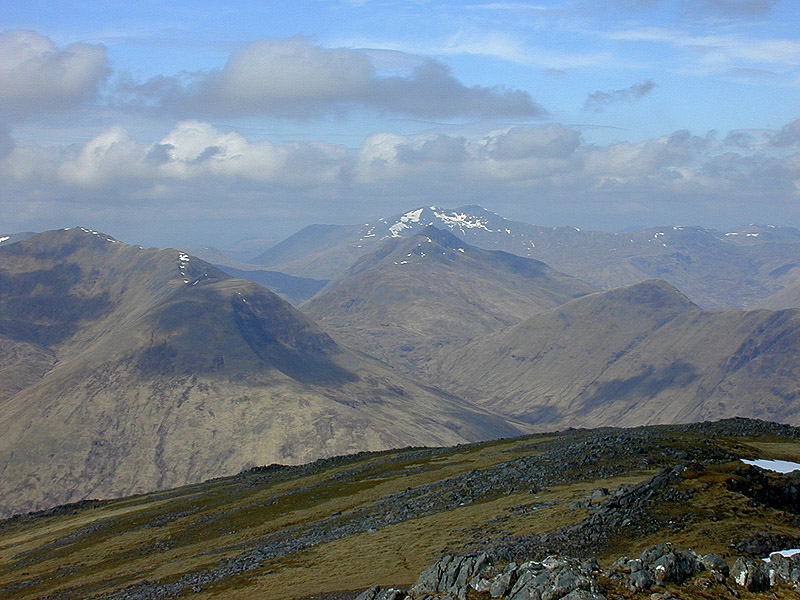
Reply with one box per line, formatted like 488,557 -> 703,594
418,224 -> 466,249
602,279 -> 697,312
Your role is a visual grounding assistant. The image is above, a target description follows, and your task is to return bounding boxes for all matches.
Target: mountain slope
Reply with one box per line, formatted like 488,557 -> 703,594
429,280 -> 800,428
250,223 -> 361,280
1,419 -> 798,600
0,228 -> 529,517
301,226 -> 597,370
249,206 -> 800,309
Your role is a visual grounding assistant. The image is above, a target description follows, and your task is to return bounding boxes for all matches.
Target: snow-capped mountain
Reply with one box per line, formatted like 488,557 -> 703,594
251,205 -> 800,309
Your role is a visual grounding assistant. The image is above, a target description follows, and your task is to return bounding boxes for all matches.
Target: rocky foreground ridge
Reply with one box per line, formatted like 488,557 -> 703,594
360,542 -> 800,600
0,418 -> 798,600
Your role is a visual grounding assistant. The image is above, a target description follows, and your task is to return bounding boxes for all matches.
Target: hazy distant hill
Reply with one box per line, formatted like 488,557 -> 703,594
0,228 -> 528,517
250,205 -> 800,309
250,223 -> 361,280
302,225 -> 597,370
429,280 -> 800,429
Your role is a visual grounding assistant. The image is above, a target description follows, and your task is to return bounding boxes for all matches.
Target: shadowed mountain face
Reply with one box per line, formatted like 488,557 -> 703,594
302,226 -> 598,370
429,280 -> 800,429
0,228 -> 529,518
249,206 -> 800,309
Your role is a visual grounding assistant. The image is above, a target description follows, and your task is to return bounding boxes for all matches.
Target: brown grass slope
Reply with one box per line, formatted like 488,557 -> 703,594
429,279 -> 800,429
0,228 -> 529,518
0,420 -> 798,600
301,226 -> 598,371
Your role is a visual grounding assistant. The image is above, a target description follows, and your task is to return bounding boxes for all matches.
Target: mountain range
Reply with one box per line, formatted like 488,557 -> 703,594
247,205 -> 800,310
428,279 -> 800,429
302,225 -> 597,370
4,212 -> 800,518
0,228 -> 527,517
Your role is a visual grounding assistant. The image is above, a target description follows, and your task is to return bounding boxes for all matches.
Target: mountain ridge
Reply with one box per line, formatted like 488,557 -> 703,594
427,279 -> 800,429
302,225 -> 598,370
0,227 -> 530,517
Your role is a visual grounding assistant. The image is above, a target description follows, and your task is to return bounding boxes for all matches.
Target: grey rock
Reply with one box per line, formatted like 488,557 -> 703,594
355,586 -> 408,600
701,553 -> 729,582
652,549 -> 702,585
640,542 -> 673,566
560,591 -> 606,600
409,553 -> 493,600
628,569 -> 655,591
490,570 -> 517,597
731,556 -> 770,592
765,552 -> 800,586
590,488 -> 609,500
626,558 -> 643,573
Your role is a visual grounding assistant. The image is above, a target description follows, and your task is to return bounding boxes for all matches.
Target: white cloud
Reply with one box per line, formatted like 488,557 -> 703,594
0,30 -> 108,118
608,27 -> 800,73
4,119 -> 800,240
116,36 -> 546,119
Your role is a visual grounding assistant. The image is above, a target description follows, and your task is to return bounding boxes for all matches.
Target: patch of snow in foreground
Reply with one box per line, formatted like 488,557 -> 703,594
741,458 -> 800,473
763,549 -> 800,562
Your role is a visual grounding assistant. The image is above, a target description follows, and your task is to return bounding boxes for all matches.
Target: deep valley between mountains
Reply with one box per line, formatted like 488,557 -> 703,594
1,206 -> 800,599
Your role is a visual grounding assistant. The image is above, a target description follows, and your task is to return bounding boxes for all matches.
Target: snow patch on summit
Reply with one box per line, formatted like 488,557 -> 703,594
389,208 -> 425,237
433,209 -> 492,232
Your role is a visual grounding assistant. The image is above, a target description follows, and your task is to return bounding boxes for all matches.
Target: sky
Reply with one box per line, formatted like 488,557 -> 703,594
3,0 -> 800,248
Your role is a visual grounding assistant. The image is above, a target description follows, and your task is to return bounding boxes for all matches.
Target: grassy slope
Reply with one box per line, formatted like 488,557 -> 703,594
1,420 -> 799,600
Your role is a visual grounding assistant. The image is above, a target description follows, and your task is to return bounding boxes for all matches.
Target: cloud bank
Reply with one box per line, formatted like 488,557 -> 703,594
4,119 -> 800,241
116,37 -> 546,119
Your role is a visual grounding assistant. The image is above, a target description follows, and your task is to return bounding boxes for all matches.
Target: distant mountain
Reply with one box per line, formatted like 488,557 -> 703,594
0,228 -> 528,517
429,280 -> 800,429
0,231 -> 36,246
302,225 -> 597,370
250,223 -> 361,280
215,265 -> 327,306
251,205 -> 800,309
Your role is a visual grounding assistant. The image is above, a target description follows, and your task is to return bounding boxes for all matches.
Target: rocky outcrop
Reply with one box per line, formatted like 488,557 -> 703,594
360,553 -> 605,600
358,544 -> 800,600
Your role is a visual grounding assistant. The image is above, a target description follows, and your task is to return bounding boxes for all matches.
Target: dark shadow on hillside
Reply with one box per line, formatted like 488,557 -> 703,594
0,264 -> 113,345
580,361 -> 699,410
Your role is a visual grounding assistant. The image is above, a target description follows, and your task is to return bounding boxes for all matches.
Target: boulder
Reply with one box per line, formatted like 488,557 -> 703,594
355,585 -> 409,600
409,553 -> 493,600
700,553 -> 729,583
765,552 -> 800,586
731,556 -> 770,592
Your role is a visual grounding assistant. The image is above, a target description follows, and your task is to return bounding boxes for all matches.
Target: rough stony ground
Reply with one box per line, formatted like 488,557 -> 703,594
0,418 -> 798,600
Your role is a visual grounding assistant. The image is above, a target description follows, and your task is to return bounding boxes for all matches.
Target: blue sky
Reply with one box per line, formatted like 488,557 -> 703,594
3,0 -> 800,247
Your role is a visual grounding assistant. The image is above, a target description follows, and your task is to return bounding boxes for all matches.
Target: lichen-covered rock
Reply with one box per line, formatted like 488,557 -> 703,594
731,556 -> 770,592
504,556 -> 604,600
409,553 -> 493,600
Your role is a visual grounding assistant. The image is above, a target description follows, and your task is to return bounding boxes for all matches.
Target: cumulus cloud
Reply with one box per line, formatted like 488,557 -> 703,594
4,118 -> 800,241
771,118 -> 800,147
0,29 -> 109,118
51,120 -> 350,190
116,37 -> 546,119
582,80 -> 657,112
